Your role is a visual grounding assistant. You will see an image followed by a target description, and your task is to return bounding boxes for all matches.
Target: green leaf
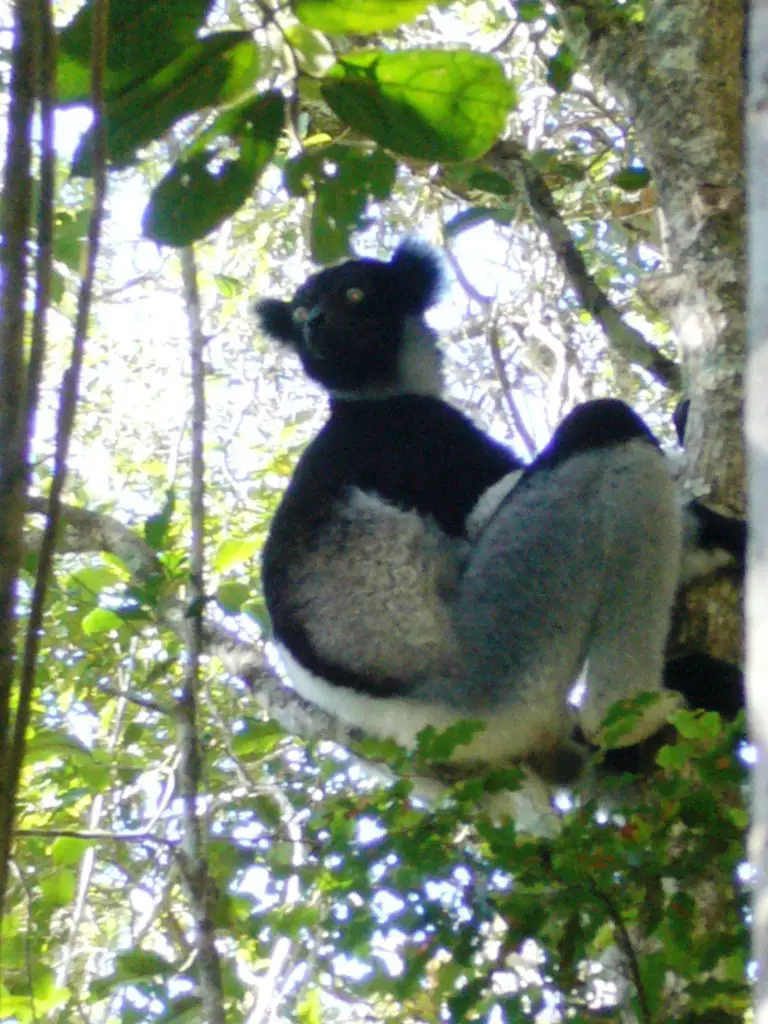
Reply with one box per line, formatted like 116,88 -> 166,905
252,793 -> 284,827
53,209 -> 90,270
41,869 -> 77,907
322,50 -> 515,162
68,563 -> 127,594
296,986 -> 322,1024
546,44 -> 577,94
50,268 -> 66,304
232,720 -> 283,758
516,0 -> 544,21
143,91 -> 284,247
466,168 -> 515,197
72,32 -> 261,175
81,607 -> 124,635
294,0 -> 430,34
144,490 -> 175,551
25,730 -> 93,763
656,742 -> 690,770
213,537 -> 261,573
214,273 -> 244,297
0,970 -> 70,1018
284,144 -> 396,261
216,581 -> 250,614
415,720 -> 486,760
611,166 -> 652,191
673,708 -> 725,739
57,0 -> 215,105
115,949 -> 176,982
284,26 -> 335,76
242,598 -> 271,635
51,837 -> 91,867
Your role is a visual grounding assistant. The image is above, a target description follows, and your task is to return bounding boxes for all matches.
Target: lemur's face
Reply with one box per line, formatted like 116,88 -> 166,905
257,258 -> 414,391
256,244 -> 443,395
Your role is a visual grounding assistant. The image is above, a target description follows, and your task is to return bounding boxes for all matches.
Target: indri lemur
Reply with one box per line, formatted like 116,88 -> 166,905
257,242 -> 745,783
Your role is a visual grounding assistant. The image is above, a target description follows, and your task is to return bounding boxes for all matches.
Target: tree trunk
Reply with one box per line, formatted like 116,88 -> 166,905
556,0 -> 746,666
746,0 -> 768,1015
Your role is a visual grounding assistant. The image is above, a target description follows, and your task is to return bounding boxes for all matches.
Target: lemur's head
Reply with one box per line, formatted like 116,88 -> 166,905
256,241 -> 444,397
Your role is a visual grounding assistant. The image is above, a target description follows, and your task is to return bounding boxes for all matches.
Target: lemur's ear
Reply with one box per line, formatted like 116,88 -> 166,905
390,241 -> 443,315
255,298 -> 296,344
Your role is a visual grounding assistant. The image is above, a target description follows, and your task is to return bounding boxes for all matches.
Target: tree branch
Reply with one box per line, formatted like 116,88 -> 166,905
0,0 -> 38,844
176,241 -> 226,1024
487,139 -> 682,390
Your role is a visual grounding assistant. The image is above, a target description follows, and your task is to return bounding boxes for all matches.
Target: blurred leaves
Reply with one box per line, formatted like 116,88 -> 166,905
294,0 -> 431,34
143,91 -> 284,246
284,144 -> 397,261
57,0 -> 216,105
72,32 -> 262,175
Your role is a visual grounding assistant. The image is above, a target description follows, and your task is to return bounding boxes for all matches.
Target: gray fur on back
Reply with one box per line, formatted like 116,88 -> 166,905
449,439 -> 682,747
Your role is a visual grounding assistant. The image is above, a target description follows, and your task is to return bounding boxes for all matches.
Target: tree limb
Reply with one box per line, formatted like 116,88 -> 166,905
486,139 -> 682,390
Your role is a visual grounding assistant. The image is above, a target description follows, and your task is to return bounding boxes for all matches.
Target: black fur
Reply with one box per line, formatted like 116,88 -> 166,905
254,242 -> 443,395
262,395 -> 519,698
688,501 -> 747,567
534,399 -> 660,468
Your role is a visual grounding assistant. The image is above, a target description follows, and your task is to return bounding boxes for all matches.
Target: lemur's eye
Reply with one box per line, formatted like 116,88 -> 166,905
346,287 -> 364,304
292,306 -> 309,324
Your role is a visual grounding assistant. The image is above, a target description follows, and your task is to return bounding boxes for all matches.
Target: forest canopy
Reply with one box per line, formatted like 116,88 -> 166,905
0,0 -> 751,1021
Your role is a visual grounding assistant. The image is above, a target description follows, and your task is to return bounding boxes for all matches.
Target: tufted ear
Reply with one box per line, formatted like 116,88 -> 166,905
255,298 -> 296,344
389,240 -> 443,315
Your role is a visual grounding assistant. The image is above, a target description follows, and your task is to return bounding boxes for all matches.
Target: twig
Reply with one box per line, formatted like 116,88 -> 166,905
444,245 -> 537,455
15,828 -> 174,847
97,684 -> 176,716
487,319 -> 538,457
586,881 -> 652,1022
486,139 -> 681,390
176,240 -> 227,1024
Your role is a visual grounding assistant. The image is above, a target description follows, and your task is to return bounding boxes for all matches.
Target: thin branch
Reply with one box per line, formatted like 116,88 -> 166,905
15,828 -> 173,846
96,684 -> 176,716
586,881 -> 651,1022
0,0 -> 37,813
177,241 -> 227,1024
24,0 -> 55,468
487,319 -> 538,457
59,678 -> 128,988
487,139 -> 682,390
444,245 -> 538,456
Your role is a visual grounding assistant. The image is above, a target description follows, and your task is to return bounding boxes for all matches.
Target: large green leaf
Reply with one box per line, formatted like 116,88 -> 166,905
72,32 -> 261,175
284,144 -> 396,261
322,50 -> 515,163
294,0 -> 430,34
57,0 -> 215,106
143,92 -> 285,247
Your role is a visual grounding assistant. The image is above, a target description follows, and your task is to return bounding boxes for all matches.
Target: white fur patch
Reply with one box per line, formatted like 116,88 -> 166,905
276,643 -> 563,765
466,470 -> 525,540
